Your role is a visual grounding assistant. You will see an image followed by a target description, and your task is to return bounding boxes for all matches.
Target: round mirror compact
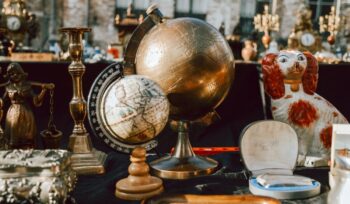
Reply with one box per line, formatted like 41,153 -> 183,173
240,120 -> 321,200
88,63 -> 169,153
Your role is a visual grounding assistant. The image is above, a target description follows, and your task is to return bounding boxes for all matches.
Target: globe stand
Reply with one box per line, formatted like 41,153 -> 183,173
115,147 -> 163,200
60,27 -> 106,175
150,121 -> 218,179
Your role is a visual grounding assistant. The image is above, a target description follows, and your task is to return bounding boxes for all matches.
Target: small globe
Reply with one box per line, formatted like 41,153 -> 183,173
135,17 -> 235,120
100,75 -> 169,144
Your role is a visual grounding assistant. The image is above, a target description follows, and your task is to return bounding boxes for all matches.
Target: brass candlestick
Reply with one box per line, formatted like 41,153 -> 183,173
319,6 -> 341,45
60,27 -> 106,175
253,4 -> 279,49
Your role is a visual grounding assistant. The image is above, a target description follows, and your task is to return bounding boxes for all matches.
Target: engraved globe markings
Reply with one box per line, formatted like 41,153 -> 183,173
100,75 -> 169,144
135,18 -> 235,121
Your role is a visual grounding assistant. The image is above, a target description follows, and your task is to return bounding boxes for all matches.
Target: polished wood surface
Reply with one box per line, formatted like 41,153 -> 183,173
143,194 -> 281,204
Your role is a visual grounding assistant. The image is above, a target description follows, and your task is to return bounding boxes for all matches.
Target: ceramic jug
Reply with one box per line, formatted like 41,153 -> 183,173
241,40 -> 257,62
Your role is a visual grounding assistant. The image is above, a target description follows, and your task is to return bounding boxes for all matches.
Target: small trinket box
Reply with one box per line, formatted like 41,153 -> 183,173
240,120 -> 321,199
0,149 -> 76,203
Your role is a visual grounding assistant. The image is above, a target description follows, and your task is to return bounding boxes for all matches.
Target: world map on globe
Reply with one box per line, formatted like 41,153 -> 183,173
100,75 -> 169,144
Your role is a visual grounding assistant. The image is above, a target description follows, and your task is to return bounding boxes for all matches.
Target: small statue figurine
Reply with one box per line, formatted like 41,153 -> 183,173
1,63 -> 54,149
262,50 -> 348,166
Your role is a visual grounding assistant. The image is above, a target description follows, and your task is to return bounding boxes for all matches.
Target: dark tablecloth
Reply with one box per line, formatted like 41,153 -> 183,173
71,151 -> 329,204
0,61 -> 347,203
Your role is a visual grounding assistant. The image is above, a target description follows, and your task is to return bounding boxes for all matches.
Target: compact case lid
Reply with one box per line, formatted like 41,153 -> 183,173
240,121 -> 321,200
240,120 -> 298,176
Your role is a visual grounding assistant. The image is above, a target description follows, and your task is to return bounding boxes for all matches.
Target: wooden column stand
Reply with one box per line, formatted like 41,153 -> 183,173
60,27 -> 106,175
116,147 -> 163,200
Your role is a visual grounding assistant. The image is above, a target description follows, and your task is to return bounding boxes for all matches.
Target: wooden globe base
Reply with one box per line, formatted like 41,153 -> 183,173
115,177 -> 163,200
115,147 -> 164,200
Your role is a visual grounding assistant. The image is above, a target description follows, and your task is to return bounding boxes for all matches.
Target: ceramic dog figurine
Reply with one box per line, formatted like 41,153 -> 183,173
262,50 -> 348,166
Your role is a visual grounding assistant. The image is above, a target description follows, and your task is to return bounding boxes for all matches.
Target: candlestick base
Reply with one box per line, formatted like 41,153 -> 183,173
70,149 -> 107,175
68,132 -> 107,175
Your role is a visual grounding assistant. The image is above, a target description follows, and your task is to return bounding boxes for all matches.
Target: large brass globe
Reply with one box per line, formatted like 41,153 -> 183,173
135,17 -> 235,120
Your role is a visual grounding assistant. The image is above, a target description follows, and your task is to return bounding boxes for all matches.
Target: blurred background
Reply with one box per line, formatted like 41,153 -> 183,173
0,0 -> 349,62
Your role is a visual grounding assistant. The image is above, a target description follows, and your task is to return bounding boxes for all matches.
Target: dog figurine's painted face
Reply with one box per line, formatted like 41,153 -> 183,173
277,51 -> 307,81
262,51 -> 319,99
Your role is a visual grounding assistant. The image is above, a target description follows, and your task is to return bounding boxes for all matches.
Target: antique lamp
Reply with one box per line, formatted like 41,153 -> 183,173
60,27 -> 106,175
253,4 -> 279,49
319,6 -> 341,45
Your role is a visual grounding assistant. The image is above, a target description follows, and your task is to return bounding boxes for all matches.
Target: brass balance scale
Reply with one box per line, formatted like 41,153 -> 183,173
0,64 -> 62,150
